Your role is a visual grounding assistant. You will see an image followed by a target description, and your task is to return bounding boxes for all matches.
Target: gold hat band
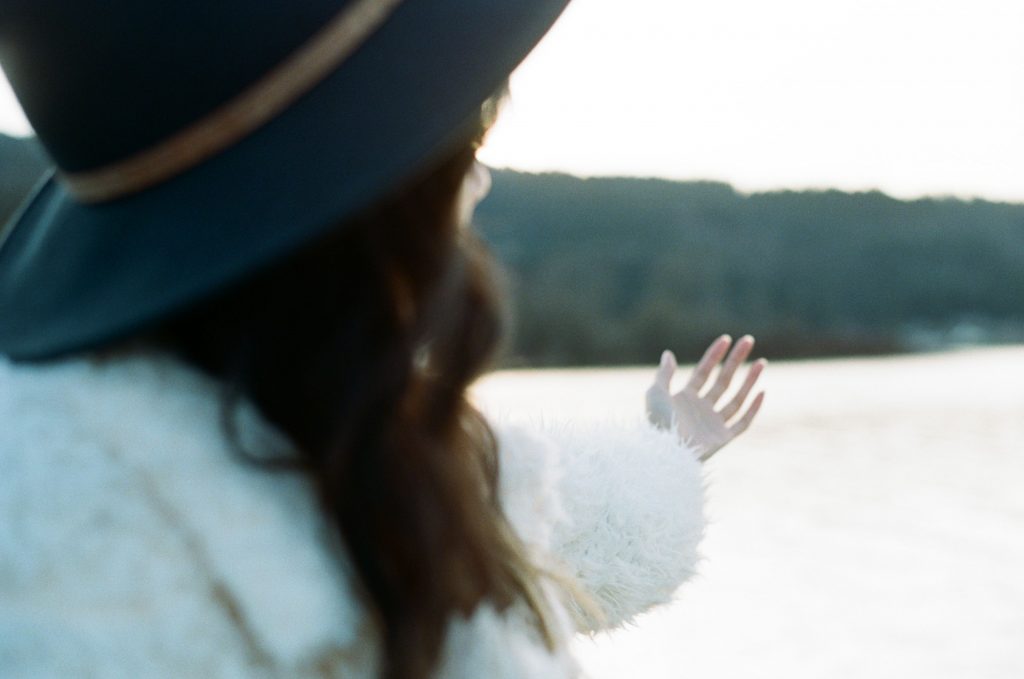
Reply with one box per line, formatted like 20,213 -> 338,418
61,0 -> 404,204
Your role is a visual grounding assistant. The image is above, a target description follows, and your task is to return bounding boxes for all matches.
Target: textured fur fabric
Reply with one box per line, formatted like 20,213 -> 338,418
0,352 -> 705,678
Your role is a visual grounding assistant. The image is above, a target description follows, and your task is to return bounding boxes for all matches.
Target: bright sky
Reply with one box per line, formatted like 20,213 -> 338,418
3,0 -> 1023,202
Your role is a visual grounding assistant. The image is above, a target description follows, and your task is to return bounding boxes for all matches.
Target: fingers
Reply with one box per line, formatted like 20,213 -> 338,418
728,391 -> 765,437
684,335 -> 732,393
703,335 -> 755,403
648,350 -> 679,430
655,349 -> 677,390
718,358 -> 767,421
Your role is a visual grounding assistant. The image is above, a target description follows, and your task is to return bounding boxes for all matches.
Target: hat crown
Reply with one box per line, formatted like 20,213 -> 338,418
0,0 -> 571,360
0,1 -> 345,172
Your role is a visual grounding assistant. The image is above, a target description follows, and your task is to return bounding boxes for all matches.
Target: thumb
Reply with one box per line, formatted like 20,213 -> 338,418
655,349 -> 677,390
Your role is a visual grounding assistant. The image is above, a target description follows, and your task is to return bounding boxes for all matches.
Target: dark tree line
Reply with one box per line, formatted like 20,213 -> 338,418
0,133 -> 46,220
476,171 -> 1024,366
4,134 -> 1024,366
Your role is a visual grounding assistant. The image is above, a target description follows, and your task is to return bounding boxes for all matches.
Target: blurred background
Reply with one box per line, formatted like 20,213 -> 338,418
2,1 -> 1023,677
472,0 -> 1024,366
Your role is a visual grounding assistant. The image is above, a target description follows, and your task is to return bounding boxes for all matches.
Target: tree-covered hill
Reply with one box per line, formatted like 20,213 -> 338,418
476,171 -> 1024,365
0,133 -> 47,221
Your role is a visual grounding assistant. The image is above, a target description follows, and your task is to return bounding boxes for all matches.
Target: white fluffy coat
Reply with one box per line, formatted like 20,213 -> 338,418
0,352 -> 705,678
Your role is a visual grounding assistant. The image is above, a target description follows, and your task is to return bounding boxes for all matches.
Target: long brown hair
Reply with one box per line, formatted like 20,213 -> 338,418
145,123 -> 556,678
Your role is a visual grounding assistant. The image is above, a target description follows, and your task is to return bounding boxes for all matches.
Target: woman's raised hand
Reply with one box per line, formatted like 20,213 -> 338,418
645,335 -> 766,462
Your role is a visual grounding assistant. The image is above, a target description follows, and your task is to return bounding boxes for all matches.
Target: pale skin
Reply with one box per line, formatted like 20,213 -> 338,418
646,334 -> 766,462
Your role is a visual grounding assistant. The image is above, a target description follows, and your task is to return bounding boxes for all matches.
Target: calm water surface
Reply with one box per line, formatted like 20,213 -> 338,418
474,347 -> 1024,679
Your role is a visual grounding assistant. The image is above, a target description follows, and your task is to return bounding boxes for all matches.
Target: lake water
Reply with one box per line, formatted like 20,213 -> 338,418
473,347 -> 1024,679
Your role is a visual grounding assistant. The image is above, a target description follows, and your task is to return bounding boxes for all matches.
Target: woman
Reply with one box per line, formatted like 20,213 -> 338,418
0,1 -> 764,678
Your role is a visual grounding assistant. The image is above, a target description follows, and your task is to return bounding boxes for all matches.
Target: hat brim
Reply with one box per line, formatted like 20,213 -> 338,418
0,0 -> 569,360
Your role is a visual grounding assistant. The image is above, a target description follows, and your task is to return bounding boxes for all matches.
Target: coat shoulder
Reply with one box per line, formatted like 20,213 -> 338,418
0,354 -> 579,678
0,354 -> 374,678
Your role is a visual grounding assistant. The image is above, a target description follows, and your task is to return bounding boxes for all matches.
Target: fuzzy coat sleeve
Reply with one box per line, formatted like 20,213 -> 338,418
494,419 -> 706,633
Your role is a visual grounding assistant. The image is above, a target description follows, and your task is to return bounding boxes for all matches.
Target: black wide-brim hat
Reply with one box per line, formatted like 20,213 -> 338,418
0,0 -> 570,360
